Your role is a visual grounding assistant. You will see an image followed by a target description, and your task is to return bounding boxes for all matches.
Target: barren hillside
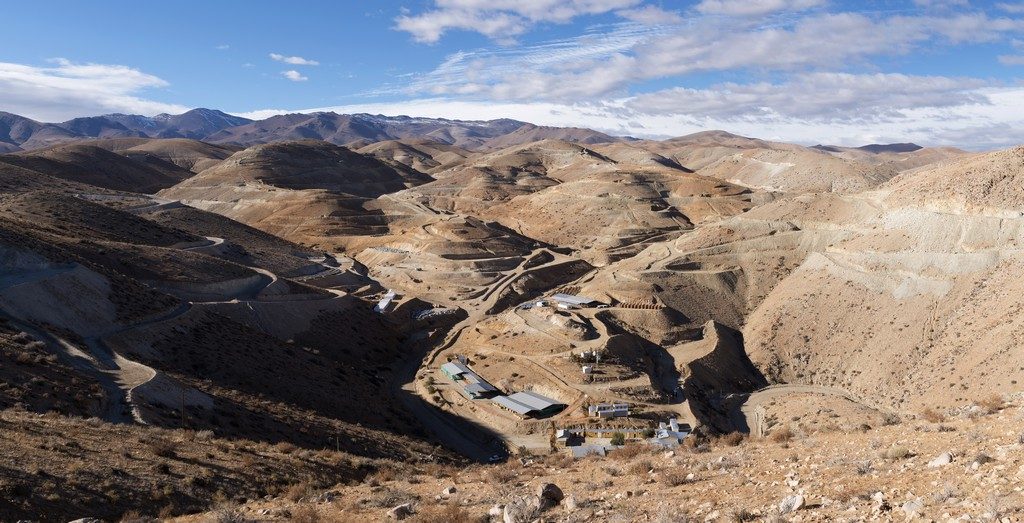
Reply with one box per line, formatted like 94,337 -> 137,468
0,117 -> 1019,522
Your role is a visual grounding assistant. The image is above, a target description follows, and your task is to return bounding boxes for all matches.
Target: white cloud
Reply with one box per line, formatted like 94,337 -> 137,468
391,10 -> 1024,103
393,0 -> 643,43
269,53 -> 319,66
615,5 -> 683,25
695,0 -> 824,17
914,0 -> 970,7
998,2 -> 1024,14
625,73 -> 988,122
235,83 -> 1024,151
0,59 -> 188,121
215,44 -> 230,50
281,70 -> 308,82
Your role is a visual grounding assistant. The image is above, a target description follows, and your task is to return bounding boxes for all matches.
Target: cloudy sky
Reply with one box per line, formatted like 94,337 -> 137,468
4,0 -> 1024,148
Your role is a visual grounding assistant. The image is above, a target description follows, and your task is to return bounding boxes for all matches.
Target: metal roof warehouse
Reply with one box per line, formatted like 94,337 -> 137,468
440,361 -> 473,380
492,391 -> 566,417
551,293 -> 598,306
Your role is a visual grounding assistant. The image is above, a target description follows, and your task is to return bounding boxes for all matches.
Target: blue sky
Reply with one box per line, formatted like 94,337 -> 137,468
4,0 -> 1024,148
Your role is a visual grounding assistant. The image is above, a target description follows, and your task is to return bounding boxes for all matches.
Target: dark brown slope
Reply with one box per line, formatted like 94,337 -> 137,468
69,137 -> 239,172
1,144 -> 193,193
0,157 -> 123,195
356,139 -> 472,173
0,190 -> 450,459
144,204 -> 329,276
168,140 -> 431,197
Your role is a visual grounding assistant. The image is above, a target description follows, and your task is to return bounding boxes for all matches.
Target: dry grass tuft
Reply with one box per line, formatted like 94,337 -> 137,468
880,446 -> 911,460
769,427 -> 794,443
612,443 -> 647,461
920,408 -> 945,423
362,487 -> 418,509
628,459 -> 654,475
147,438 -> 176,458
718,432 -> 745,447
284,481 -> 310,502
289,504 -> 322,523
412,503 -> 478,523
979,394 -> 1005,414
660,468 -> 692,487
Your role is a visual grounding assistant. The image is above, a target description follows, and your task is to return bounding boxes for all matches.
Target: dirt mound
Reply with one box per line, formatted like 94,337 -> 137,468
357,139 -> 470,174
176,140 -> 430,197
3,144 -> 192,193
83,137 -> 239,172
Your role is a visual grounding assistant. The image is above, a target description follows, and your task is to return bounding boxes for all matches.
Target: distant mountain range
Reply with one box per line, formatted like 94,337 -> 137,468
811,142 -> 923,154
0,108 -> 623,152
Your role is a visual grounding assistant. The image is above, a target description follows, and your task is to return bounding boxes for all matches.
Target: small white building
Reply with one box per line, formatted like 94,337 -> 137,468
582,365 -> 593,375
588,403 -> 630,418
650,418 -> 691,448
374,289 -> 397,313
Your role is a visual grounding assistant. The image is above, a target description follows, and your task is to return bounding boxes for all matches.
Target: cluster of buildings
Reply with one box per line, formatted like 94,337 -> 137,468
441,360 -> 497,399
518,292 -> 607,311
557,418 -> 692,458
440,359 -> 567,418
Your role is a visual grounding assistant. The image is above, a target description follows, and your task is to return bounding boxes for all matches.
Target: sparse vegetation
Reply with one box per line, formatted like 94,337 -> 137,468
660,469 -> 692,487
486,467 -> 518,484
718,432 -> 745,447
610,432 -> 626,446
362,487 -> 418,509
920,408 -> 945,423
628,459 -> 654,475
412,504 -> 477,523
979,394 -> 1005,414
769,427 -> 794,443
880,446 -> 911,460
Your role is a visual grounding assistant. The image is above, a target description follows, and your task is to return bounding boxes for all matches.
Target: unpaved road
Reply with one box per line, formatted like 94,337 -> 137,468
0,239 -> 340,425
740,383 -> 881,437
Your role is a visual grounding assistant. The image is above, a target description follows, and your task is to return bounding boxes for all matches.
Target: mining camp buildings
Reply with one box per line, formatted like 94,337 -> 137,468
650,419 -> 691,448
588,403 -> 630,418
551,293 -> 598,309
440,361 -> 499,399
492,390 -> 566,418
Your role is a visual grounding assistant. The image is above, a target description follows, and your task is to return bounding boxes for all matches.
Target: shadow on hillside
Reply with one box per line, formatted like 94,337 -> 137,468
395,382 -> 510,464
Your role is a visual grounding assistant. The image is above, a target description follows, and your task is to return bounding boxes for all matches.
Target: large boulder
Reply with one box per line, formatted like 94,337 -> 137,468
504,495 -> 542,523
564,494 -> 578,511
928,452 -> 953,468
779,494 -> 805,514
537,483 -> 564,509
387,503 -> 415,520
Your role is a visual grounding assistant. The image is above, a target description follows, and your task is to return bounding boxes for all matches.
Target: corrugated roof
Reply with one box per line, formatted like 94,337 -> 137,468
465,382 -> 497,394
571,445 -> 607,458
551,293 -> 596,306
441,361 -> 472,376
492,395 -> 535,415
508,391 -> 564,411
